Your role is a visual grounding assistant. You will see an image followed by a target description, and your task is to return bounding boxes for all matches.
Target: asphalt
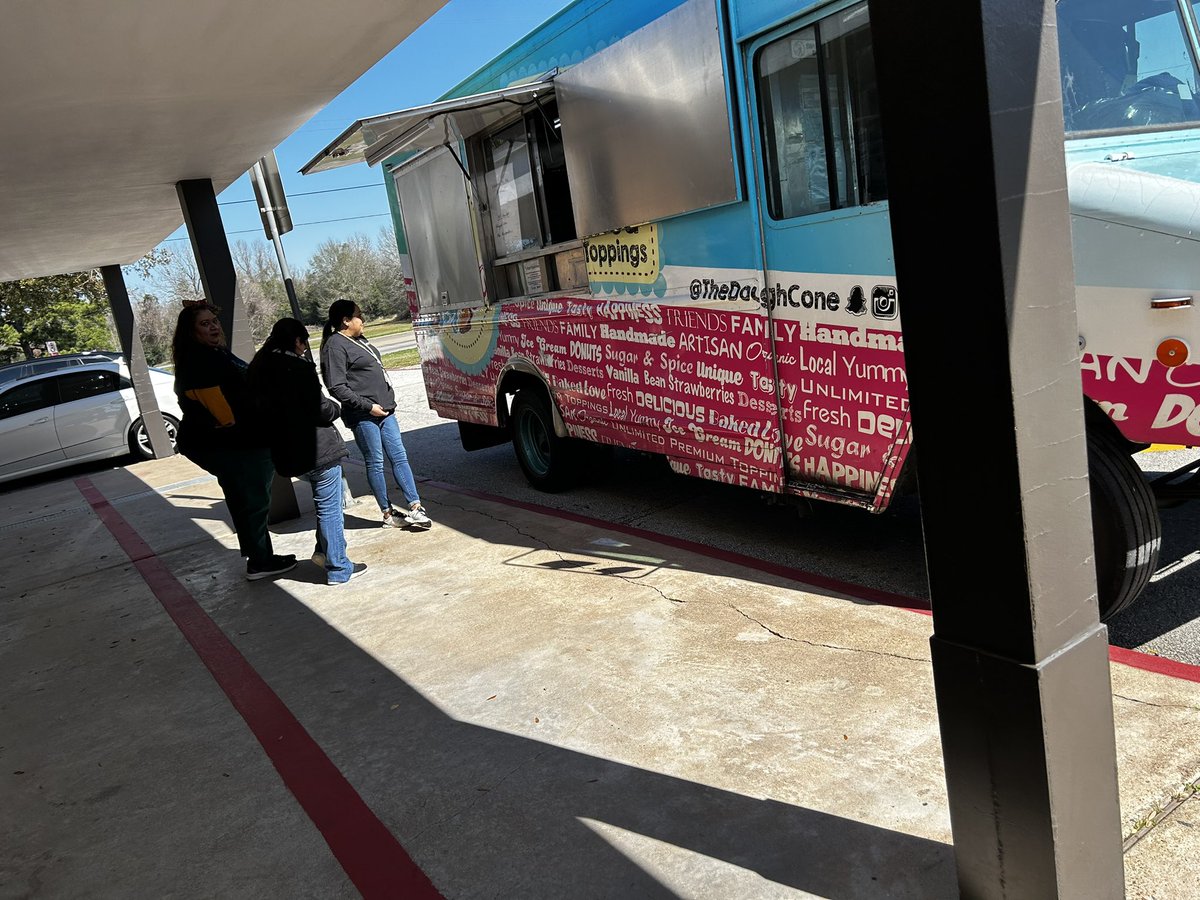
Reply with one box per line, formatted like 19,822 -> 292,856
2,451 -> 1200,899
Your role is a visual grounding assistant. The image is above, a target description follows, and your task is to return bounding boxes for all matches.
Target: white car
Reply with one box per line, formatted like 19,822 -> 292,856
0,360 -> 181,484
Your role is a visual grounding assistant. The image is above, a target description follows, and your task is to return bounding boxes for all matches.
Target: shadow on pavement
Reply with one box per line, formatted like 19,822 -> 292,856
3,463 -> 957,898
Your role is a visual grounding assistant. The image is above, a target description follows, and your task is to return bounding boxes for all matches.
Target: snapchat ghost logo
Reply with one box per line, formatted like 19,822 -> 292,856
846,285 -> 867,317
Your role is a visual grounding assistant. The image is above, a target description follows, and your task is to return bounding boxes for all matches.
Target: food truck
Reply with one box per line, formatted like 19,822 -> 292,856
305,0 -> 1200,619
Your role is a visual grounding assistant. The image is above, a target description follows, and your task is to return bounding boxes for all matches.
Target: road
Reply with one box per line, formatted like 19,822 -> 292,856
387,367 -> 1200,666
369,329 -> 416,356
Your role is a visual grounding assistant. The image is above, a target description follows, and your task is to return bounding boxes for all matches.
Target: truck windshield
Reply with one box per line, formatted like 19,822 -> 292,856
1059,0 -> 1200,132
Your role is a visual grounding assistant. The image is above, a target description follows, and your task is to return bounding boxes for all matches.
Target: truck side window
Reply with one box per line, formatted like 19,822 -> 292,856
756,2 -> 885,220
484,120 -> 541,257
478,99 -> 581,299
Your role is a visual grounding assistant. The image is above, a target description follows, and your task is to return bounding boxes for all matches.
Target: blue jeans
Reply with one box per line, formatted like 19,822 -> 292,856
352,414 -> 421,512
306,463 -> 352,583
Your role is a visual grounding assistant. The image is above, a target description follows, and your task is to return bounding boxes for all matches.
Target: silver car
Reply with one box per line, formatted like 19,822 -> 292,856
0,360 -> 181,484
0,351 -> 124,387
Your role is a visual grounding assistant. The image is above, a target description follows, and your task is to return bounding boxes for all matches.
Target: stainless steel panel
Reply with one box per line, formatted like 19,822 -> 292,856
393,148 -> 483,310
364,81 -> 555,165
556,0 -> 738,236
303,80 -> 555,174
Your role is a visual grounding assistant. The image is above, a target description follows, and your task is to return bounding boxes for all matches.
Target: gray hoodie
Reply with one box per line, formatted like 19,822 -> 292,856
319,332 -> 395,427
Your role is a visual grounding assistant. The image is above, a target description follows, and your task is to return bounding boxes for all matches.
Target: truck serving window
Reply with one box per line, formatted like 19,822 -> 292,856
756,2 -> 885,220
1058,0 -> 1200,133
477,99 -> 582,299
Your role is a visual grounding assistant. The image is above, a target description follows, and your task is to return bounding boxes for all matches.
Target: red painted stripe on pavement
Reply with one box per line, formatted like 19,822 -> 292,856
76,477 -> 442,899
1107,645 -> 1200,682
423,480 -> 1200,684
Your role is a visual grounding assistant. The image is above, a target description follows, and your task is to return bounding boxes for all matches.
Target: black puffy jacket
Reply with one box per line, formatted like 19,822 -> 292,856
248,350 -> 348,477
174,346 -> 267,457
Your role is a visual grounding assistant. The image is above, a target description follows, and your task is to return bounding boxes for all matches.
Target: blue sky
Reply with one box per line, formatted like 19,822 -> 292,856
150,0 -> 572,279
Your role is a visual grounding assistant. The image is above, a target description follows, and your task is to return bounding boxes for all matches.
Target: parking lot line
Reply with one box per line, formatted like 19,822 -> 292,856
76,476 -> 443,900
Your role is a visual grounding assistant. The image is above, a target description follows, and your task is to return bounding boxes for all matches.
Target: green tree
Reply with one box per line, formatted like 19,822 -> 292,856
232,239 -> 290,343
0,270 -> 117,359
145,246 -> 205,309
372,226 -> 409,320
133,292 -> 174,366
299,230 -> 407,324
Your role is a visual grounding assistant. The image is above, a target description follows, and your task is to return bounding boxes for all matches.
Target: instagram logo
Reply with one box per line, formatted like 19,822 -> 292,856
871,285 -> 898,320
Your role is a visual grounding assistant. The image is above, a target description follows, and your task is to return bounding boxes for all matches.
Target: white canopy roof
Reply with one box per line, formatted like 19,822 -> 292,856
0,0 -> 447,281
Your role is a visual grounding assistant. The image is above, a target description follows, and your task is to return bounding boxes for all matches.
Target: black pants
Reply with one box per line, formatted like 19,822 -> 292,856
188,446 -> 275,564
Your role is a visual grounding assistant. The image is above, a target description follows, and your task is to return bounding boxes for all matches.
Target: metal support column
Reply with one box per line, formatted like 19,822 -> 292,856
248,159 -> 304,327
176,177 -> 299,523
868,0 -> 1124,896
102,264 -> 173,459
176,178 -> 254,363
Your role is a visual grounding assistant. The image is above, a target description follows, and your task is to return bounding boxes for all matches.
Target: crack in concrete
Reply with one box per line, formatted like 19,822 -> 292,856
630,581 -> 686,605
730,605 -> 928,663
1123,776 -> 1200,852
1113,693 -> 1200,714
442,501 -> 560,556
0,504 -> 90,532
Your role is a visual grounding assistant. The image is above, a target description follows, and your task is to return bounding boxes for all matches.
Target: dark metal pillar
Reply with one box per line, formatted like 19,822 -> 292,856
176,179 -> 254,362
868,0 -> 1124,896
177,178 -> 299,523
102,264 -> 173,458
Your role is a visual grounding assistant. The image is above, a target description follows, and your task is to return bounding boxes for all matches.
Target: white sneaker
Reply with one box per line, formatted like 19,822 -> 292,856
398,503 -> 432,530
382,509 -> 405,528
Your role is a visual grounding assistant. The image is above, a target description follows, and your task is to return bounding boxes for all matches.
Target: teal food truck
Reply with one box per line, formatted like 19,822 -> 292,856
306,0 -> 1200,618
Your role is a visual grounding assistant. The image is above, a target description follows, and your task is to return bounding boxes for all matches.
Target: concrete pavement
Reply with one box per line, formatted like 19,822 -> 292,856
2,452 -> 1199,898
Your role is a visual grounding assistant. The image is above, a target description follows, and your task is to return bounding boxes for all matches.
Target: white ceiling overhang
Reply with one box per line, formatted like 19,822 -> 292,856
0,0 -> 447,282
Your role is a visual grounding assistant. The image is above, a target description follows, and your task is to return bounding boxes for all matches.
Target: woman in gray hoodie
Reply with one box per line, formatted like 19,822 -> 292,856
319,299 -> 431,530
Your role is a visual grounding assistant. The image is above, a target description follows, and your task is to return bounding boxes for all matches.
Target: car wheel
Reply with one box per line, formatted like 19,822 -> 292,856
510,390 -> 582,492
129,413 -> 179,460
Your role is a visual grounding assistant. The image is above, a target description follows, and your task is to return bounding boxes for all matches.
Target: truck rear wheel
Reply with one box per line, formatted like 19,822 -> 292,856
1089,431 -> 1160,620
511,390 -> 582,492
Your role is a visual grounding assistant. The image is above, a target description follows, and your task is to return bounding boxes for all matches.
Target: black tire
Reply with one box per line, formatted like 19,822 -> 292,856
1089,431 -> 1160,620
510,390 -> 582,492
129,413 -> 180,460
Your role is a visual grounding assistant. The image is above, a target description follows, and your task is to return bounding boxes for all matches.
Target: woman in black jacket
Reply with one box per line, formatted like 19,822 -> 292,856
172,302 -> 296,581
249,318 -> 365,585
319,299 -> 431,531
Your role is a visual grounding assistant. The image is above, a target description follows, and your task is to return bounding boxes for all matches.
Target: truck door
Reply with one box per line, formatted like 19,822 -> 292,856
746,1 -> 911,505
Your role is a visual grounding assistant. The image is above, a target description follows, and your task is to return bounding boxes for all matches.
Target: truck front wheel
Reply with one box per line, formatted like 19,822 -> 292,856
1089,431 -> 1161,620
510,390 -> 582,492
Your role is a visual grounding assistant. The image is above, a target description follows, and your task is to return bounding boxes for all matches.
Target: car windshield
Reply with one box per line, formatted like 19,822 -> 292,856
1058,0 -> 1200,132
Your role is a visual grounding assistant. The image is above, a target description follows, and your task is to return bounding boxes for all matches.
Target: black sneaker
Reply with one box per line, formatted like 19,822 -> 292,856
327,563 -> 368,586
246,554 -> 298,581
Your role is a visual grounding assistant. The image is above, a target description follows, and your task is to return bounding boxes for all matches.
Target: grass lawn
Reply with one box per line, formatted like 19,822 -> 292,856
380,347 -> 421,368
307,318 -> 412,351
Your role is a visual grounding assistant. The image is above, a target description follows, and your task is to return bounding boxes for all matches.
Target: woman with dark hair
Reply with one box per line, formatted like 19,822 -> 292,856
249,318 -> 365,585
319,299 -> 431,530
172,302 -> 296,580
